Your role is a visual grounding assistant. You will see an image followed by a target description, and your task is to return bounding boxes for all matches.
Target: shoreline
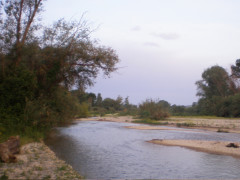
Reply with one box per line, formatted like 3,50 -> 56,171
78,116 -> 240,134
148,139 -> 240,158
0,142 -> 82,179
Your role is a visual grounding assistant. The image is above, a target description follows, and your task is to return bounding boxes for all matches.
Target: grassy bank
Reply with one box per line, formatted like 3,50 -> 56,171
132,119 -> 169,125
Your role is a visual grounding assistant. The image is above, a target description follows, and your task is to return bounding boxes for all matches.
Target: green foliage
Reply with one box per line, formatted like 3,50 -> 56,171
170,104 -> 199,116
24,88 -> 80,127
216,93 -> 240,117
133,119 -> 169,125
102,97 -> 123,112
0,1 -> 119,140
0,67 -> 36,130
0,173 -> 8,180
196,65 -> 232,99
176,122 -> 195,127
231,59 -> 240,79
138,99 -> 170,120
194,63 -> 240,117
77,103 -> 90,118
95,93 -> 103,107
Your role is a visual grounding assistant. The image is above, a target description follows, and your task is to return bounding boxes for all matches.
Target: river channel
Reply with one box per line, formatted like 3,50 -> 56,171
45,121 -> 240,179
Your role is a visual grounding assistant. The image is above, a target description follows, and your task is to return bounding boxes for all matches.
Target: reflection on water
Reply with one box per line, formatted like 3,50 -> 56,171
45,121 -> 240,179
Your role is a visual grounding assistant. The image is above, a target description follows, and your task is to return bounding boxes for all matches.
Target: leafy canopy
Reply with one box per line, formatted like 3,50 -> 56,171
0,0 -> 119,134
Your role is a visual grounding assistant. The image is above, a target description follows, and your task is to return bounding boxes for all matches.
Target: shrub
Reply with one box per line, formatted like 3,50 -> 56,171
138,99 -> 170,120
216,94 -> 240,117
78,103 -> 90,118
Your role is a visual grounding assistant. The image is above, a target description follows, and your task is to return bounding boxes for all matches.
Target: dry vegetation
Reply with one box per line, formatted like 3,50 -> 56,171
0,142 -> 82,180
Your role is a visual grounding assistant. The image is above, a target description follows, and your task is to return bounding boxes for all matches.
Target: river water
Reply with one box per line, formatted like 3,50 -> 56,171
45,121 -> 240,179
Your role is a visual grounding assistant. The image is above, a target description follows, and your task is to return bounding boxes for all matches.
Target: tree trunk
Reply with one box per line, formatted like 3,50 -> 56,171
0,136 -> 20,163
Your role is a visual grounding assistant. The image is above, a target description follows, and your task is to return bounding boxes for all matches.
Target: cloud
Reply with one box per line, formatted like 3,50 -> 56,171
143,42 -> 159,47
131,26 -> 141,31
150,32 -> 180,40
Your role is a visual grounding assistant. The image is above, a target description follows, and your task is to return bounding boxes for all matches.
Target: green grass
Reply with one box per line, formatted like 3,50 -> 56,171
0,133 -> 44,145
176,122 -> 196,127
57,165 -> 68,171
0,126 -> 47,145
132,119 -> 169,125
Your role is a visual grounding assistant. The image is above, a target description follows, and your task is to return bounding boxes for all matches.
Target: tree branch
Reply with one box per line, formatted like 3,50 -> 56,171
16,0 -> 24,44
21,0 -> 42,44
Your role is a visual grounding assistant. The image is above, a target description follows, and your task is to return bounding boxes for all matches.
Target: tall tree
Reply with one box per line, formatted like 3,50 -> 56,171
230,59 -> 240,92
0,1 -> 119,91
0,0 -> 119,131
0,0 -> 43,66
231,59 -> 240,78
196,65 -> 232,99
124,96 -> 130,108
195,65 -> 238,116
95,93 -> 103,107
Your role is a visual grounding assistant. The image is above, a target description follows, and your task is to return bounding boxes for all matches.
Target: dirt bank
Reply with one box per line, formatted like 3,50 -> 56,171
0,142 -> 82,179
148,139 -> 240,157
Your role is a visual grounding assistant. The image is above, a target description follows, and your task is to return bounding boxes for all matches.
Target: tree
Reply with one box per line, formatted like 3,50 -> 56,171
196,65 -> 232,99
231,59 -> 240,78
195,64 -> 240,117
195,65 -> 232,116
0,0 -> 44,66
102,98 -> 116,111
124,96 -> 130,108
115,95 -> 123,111
95,93 -> 103,107
0,1 -> 119,91
230,59 -> 240,92
0,0 -> 119,134
41,19 -> 119,91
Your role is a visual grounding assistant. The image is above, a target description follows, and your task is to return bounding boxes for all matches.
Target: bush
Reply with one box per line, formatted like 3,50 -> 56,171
78,103 -> 90,118
217,94 -> 240,117
138,99 -> 170,120
0,67 -> 36,130
24,88 -> 81,127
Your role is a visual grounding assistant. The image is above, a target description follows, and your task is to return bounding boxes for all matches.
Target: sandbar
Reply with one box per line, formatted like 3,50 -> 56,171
148,139 -> 240,157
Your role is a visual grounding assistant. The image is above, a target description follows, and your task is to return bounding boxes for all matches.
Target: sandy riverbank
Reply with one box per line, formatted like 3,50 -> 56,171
0,142 -> 82,179
125,126 -> 204,133
79,115 -> 136,123
148,139 -> 240,157
79,116 -> 240,133
168,117 -> 240,133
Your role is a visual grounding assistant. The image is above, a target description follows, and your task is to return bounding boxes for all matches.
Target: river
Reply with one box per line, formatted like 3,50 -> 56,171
45,121 -> 240,179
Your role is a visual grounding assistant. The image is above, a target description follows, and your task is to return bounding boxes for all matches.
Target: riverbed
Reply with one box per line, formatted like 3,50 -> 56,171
45,121 -> 240,179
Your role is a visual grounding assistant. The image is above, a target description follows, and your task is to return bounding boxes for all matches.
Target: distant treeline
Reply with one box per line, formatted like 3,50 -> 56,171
80,60 -> 240,119
137,60 -> 240,119
71,91 -> 138,117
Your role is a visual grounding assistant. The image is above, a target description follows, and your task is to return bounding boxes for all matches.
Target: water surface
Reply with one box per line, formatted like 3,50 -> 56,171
46,121 -> 240,179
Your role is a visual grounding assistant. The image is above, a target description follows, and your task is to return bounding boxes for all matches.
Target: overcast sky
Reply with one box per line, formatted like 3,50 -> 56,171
43,0 -> 240,105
